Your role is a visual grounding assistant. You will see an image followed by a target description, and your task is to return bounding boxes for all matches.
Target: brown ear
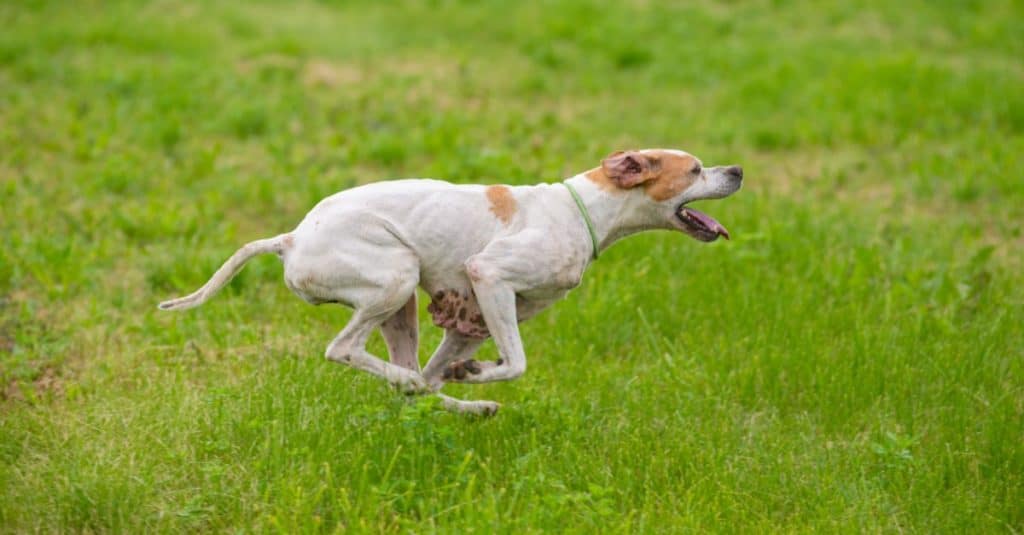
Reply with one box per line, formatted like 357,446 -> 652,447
602,150 -> 654,188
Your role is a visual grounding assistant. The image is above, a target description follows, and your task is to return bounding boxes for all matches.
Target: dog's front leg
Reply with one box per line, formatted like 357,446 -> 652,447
443,257 -> 527,384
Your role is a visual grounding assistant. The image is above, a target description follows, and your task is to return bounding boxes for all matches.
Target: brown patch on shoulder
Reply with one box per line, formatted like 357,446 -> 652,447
584,149 -> 700,200
486,185 -> 517,225
584,167 -> 622,193
643,150 -> 700,202
282,234 -> 294,248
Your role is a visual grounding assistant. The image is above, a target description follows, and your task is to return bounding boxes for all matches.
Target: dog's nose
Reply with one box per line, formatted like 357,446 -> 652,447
724,165 -> 743,180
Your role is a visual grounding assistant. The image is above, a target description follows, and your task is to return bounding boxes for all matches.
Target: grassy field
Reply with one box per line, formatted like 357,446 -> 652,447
2,0 -> 1023,531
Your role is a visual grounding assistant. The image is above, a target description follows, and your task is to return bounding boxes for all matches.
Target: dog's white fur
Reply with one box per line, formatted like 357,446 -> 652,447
159,149 -> 743,415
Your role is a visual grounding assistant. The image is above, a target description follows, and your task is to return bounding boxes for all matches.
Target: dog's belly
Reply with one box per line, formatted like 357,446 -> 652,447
427,288 -> 489,338
424,284 -> 566,339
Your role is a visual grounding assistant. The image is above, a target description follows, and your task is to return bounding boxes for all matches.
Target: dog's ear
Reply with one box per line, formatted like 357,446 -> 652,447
602,150 -> 655,188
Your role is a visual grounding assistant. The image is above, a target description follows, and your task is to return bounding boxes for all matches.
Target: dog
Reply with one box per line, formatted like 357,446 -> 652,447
159,149 -> 743,415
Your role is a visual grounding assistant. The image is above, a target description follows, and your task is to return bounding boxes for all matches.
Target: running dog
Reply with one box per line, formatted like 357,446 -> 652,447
159,149 -> 743,415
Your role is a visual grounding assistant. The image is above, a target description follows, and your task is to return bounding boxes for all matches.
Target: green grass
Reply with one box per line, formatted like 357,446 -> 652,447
2,0 -> 1023,531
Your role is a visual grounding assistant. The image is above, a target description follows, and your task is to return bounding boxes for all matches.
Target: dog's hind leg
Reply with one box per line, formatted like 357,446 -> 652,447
325,307 -> 429,395
421,330 -> 485,388
420,330 -> 499,416
323,267 -> 429,395
382,319 -> 497,415
380,293 -> 420,372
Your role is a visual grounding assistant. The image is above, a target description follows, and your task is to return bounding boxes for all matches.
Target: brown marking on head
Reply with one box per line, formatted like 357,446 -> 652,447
486,185 -> 517,225
587,149 -> 701,202
282,234 -> 295,248
601,150 -> 658,188
641,150 -> 701,202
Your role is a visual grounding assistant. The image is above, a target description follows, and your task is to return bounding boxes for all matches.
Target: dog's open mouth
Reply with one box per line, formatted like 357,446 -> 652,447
676,206 -> 730,242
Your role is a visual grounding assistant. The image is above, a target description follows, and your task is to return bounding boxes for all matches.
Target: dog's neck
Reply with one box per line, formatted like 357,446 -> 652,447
563,171 -> 667,254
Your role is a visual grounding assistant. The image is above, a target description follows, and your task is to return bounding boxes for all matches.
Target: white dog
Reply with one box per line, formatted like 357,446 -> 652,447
159,149 -> 743,415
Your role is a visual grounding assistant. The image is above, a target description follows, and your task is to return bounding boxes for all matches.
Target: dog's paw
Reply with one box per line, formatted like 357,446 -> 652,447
441,358 -> 500,382
475,400 -> 500,417
442,359 -> 478,381
437,394 -> 501,416
389,370 -> 430,395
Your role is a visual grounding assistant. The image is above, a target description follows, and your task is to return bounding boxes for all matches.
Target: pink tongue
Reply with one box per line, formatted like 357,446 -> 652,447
682,207 -> 730,239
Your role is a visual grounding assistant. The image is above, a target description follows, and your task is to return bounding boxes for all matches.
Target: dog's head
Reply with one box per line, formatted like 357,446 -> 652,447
587,149 -> 743,242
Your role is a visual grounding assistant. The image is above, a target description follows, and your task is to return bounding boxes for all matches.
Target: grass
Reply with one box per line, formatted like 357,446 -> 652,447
1,0 -> 1022,531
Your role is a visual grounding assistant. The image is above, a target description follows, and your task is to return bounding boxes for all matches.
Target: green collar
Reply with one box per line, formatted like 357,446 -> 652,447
561,182 -> 600,260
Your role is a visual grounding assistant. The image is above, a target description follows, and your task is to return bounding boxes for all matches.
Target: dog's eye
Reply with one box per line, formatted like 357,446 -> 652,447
691,164 -> 702,175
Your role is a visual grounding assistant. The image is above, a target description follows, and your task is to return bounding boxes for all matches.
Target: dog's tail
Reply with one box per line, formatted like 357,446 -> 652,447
157,234 -> 290,311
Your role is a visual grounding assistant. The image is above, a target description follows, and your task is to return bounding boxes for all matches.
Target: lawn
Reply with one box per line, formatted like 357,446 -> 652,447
1,0 -> 1022,532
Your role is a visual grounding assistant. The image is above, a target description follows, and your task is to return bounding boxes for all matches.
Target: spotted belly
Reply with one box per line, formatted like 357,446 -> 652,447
427,289 -> 490,338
